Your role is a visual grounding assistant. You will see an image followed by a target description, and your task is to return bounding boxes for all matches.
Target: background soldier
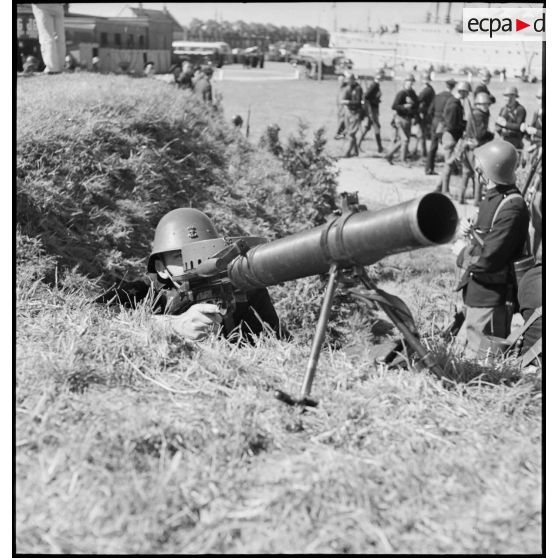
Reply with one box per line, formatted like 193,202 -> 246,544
455,140 -> 529,358
425,78 -> 456,175
340,73 -> 364,157
495,85 -> 526,151
523,87 -> 543,148
414,70 -> 436,159
194,66 -> 214,103
474,68 -> 496,104
358,71 -> 383,153
459,91 -> 494,205
434,81 -> 468,194
334,74 -> 349,139
175,61 -> 195,90
385,73 -> 418,164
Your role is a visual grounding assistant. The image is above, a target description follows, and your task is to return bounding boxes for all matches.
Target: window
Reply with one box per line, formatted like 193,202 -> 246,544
139,35 -> 145,48
127,34 -> 134,48
100,32 -> 108,47
114,33 -> 121,47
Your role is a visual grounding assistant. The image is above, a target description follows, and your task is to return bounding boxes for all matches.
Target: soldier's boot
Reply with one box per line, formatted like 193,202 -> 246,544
375,133 -> 383,153
401,141 -> 409,163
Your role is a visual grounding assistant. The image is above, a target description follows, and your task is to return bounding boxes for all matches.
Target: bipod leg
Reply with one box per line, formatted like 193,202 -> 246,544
275,263 -> 339,408
357,272 -> 445,377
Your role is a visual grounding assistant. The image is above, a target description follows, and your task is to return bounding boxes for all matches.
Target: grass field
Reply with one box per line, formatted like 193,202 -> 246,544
16,71 -> 542,554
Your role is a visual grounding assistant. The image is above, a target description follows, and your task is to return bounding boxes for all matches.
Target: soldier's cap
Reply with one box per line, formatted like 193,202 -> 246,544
404,73 -> 416,82
479,68 -> 491,78
503,85 -> 519,97
445,78 -> 457,87
202,65 -> 214,76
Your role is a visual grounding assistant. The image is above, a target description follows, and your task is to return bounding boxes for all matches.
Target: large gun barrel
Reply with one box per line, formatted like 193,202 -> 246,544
227,193 -> 458,290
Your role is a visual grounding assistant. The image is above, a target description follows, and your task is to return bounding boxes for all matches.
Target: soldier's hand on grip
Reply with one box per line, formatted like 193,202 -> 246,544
169,303 -> 223,341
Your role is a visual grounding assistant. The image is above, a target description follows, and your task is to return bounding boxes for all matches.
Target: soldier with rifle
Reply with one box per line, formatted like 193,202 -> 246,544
425,78 -> 456,175
414,70 -> 436,159
458,91 -> 494,205
455,140 -> 529,358
434,81 -> 469,194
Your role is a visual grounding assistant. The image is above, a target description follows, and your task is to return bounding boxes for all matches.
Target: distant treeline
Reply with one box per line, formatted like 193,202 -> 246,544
183,18 -> 330,48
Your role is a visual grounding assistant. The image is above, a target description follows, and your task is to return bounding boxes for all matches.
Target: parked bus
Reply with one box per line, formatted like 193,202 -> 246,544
171,41 -> 232,68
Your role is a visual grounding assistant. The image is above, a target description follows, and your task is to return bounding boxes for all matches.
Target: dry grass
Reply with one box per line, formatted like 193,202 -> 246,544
16,72 -> 541,554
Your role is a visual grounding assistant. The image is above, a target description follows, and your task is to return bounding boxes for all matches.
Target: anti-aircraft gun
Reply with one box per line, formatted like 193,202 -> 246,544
172,192 -> 458,406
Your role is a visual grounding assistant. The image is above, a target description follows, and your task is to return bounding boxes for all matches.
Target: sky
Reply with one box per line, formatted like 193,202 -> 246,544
69,2 -> 435,30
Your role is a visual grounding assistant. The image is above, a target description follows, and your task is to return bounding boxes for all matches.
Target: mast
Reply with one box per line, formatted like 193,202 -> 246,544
445,3 -> 452,24
434,2 -> 439,24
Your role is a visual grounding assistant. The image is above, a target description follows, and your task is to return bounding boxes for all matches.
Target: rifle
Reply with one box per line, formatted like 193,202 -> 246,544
172,192 -> 458,406
246,105 -> 251,139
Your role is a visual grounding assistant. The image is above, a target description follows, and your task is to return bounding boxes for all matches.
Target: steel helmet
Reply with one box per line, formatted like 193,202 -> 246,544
474,140 -> 518,185
456,81 -> 472,93
147,208 -> 219,272
503,85 -> 519,97
474,91 -> 492,105
479,68 -> 491,79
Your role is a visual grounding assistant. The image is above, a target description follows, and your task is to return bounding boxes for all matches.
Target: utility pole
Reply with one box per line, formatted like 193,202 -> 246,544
317,26 -> 322,81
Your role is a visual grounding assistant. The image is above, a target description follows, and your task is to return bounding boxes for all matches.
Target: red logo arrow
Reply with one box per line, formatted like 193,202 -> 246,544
516,18 -> 530,31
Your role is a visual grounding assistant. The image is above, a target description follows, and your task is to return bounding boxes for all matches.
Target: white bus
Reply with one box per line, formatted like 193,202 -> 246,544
171,41 -> 232,68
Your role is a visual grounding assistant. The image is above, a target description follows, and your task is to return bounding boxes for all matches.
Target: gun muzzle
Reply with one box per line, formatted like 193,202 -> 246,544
227,193 -> 458,290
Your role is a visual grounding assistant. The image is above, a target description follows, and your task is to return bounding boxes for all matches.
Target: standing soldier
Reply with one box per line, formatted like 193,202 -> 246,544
358,71 -> 383,153
385,73 -> 418,164
458,92 -> 494,205
434,81 -> 468,194
455,140 -> 530,358
415,70 -> 436,159
340,73 -> 364,157
194,66 -> 214,103
425,78 -> 456,175
495,85 -> 526,152
523,87 -> 543,148
334,74 -> 349,139
474,68 -> 496,104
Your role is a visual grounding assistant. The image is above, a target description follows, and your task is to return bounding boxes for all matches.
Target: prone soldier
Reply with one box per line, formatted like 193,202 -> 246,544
98,208 -> 288,343
455,140 -> 530,358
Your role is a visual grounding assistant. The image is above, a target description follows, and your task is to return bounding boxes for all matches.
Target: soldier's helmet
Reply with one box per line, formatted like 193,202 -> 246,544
404,73 -> 416,83
474,140 -> 518,185
456,81 -> 472,93
479,68 -> 492,80
474,91 -> 492,108
503,85 -> 519,97
232,114 -> 243,127
147,208 -> 219,273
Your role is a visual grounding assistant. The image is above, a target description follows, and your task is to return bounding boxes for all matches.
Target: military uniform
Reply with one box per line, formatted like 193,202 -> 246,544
194,74 -> 213,102
459,108 -> 494,204
495,102 -> 526,149
425,89 -> 453,174
385,87 -> 419,163
97,275 -> 289,343
456,185 -> 529,356
517,263 -> 542,362
342,81 -> 364,157
416,82 -> 436,157
359,80 -> 383,152
529,108 -> 543,147
435,95 -> 466,193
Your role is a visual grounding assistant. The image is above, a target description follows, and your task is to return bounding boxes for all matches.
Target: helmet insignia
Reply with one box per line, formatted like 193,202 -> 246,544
187,225 -> 198,239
